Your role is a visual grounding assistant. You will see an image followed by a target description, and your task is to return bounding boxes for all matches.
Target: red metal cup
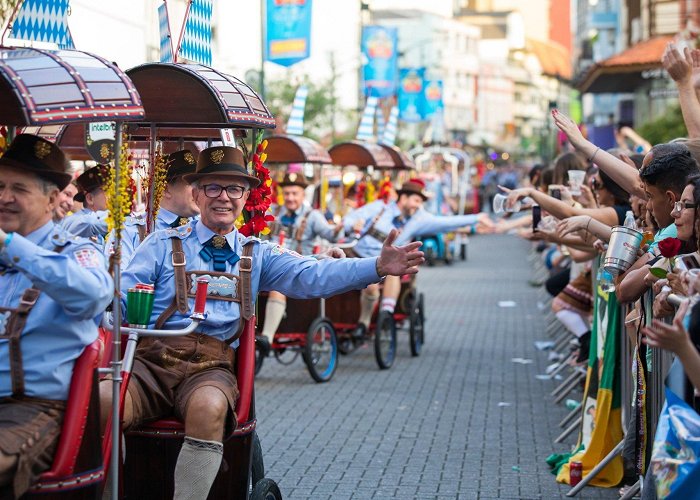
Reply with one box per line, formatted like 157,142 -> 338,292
194,277 -> 208,314
312,244 -> 320,254
279,230 -> 286,247
570,461 -> 583,486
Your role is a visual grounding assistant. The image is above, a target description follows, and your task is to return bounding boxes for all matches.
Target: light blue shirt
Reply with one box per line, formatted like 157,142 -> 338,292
0,221 -> 113,399
62,208 -> 109,246
104,208 -> 195,267
269,204 -> 340,255
121,220 -> 381,342
343,200 -> 480,257
648,223 -> 678,255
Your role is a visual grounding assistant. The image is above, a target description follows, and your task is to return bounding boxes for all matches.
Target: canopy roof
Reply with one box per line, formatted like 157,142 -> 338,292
265,134 -> 331,164
125,63 -> 275,133
0,47 -> 144,126
328,141 -> 394,168
379,144 -> 415,169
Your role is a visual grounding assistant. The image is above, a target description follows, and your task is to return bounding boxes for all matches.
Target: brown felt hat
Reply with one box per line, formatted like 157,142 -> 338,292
164,149 -> 198,181
278,172 -> 308,188
183,146 -> 260,188
74,164 -> 110,202
396,178 -> 429,201
0,134 -> 72,190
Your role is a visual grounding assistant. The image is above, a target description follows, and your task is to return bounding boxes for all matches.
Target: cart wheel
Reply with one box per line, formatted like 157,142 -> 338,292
374,310 -> 397,370
303,318 -> 338,383
273,346 -> 300,365
250,478 -> 282,500
409,293 -> 425,357
251,432 -> 265,487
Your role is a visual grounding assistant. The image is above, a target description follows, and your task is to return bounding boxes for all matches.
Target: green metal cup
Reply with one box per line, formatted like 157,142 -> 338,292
126,287 -> 155,327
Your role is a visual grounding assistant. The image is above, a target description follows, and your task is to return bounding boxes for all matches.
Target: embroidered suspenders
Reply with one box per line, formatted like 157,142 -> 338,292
155,237 -> 255,343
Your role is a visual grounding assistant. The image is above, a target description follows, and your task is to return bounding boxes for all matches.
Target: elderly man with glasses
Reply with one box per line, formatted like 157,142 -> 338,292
101,146 -> 425,500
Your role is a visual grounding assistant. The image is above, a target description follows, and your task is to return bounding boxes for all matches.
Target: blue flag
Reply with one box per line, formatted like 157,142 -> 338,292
423,79 -> 444,119
362,26 -> 398,98
179,0 -> 212,66
264,0 -> 313,67
398,68 -> 425,122
12,0 -> 73,49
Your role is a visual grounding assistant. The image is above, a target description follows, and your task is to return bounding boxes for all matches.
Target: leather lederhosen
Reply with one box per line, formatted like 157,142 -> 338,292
154,238 -> 255,344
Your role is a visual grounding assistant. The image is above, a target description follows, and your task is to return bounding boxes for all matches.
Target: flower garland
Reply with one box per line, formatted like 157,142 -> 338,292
378,175 -> 393,203
105,131 -> 135,239
355,181 -> 367,207
146,149 -> 168,231
236,133 -> 275,237
0,127 -> 7,157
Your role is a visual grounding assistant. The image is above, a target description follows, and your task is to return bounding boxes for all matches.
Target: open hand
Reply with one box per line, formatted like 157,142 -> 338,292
376,229 -> 424,277
551,109 -> 587,150
642,300 -> 693,354
317,247 -> 346,260
557,215 -> 591,238
662,43 -> 692,84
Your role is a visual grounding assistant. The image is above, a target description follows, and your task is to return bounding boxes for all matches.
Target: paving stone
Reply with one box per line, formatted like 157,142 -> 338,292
255,234 -> 619,499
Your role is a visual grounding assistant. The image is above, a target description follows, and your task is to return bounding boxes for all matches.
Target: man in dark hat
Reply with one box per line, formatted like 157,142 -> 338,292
343,178 -> 492,337
0,135 -> 113,498
62,164 -> 110,245
105,149 -> 200,266
104,146 -> 423,500
259,172 -> 344,348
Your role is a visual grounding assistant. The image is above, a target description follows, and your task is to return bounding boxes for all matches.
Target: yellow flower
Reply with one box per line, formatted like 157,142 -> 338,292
261,139 -> 268,150
261,227 -> 271,235
260,152 -> 268,163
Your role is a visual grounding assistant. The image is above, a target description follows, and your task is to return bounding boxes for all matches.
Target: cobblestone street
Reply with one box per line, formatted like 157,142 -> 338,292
255,234 -> 620,499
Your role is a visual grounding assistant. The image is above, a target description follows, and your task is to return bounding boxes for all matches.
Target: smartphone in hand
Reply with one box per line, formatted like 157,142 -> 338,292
532,205 -> 542,232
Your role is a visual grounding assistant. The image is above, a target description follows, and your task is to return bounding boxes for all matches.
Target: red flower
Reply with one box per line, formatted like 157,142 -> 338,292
658,237 -> 682,258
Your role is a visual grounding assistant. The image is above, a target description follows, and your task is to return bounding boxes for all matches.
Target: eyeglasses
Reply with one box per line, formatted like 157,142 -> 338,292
201,184 -> 247,199
672,201 -> 697,213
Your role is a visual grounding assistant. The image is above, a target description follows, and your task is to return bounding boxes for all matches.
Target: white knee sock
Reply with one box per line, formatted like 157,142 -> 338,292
555,309 -> 590,338
359,290 -> 380,326
380,297 -> 397,313
173,436 -> 223,500
261,298 -> 286,343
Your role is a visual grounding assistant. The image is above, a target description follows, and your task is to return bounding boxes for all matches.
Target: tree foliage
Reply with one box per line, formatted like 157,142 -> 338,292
0,0 -> 21,30
637,104 -> 688,145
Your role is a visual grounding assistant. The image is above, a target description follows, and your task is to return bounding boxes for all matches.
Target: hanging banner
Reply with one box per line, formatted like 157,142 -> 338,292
158,2 -> 174,63
11,0 -> 73,48
264,0 -> 313,67
361,26 -> 398,98
423,79 -> 444,119
398,68 -> 425,123
85,122 -> 116,163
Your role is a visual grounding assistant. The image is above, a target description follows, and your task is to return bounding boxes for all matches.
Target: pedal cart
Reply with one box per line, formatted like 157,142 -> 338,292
327,141 -> 426,368
254,134 -> 339,383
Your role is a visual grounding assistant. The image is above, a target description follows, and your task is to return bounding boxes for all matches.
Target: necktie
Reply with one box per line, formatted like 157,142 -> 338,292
199,235 -> 239,272
170,217 -> 190,228
392,216 -> 408,229
280,211 -> 297,227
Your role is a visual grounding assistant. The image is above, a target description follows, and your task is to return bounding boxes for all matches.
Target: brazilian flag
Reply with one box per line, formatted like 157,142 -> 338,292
556,274 -> 624,487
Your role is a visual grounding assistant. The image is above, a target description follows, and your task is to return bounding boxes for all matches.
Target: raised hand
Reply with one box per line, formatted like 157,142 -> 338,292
557,215 -> 591,238
376,229 -> 424,277
551,109 -> 587,150
662,43 -> 692,84
690,47 -> 700,89
642,300 -> 692,354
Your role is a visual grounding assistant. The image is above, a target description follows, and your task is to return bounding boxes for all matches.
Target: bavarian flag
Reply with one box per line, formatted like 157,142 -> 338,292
556,275 -> 624,486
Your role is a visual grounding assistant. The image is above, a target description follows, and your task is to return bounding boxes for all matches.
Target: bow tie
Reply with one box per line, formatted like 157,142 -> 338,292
280,211 -> 297,227
392,216 -> 408,229
170,217 -> 190,228
199,235 -> 239,272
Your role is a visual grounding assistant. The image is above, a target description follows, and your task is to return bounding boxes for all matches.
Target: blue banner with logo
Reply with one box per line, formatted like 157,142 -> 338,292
423,79 -> 444,119
398,68 -> 425,122
362,26 -> 398,98
264,0 -> 313,67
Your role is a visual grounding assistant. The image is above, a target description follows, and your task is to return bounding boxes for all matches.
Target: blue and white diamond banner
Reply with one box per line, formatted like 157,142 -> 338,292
11,0 -> 74,49
158,3 -> 173,63
286,85 -> 308,136
179,0 -> 212,66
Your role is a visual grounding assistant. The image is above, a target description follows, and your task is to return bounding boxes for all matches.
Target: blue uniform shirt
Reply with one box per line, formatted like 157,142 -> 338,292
104,208 -> 195,266
62,208 -> 109,246
343,200 -> 480,257
122,220 -> 381,341
269,204 -> 340,255
0,221 -> 113,399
